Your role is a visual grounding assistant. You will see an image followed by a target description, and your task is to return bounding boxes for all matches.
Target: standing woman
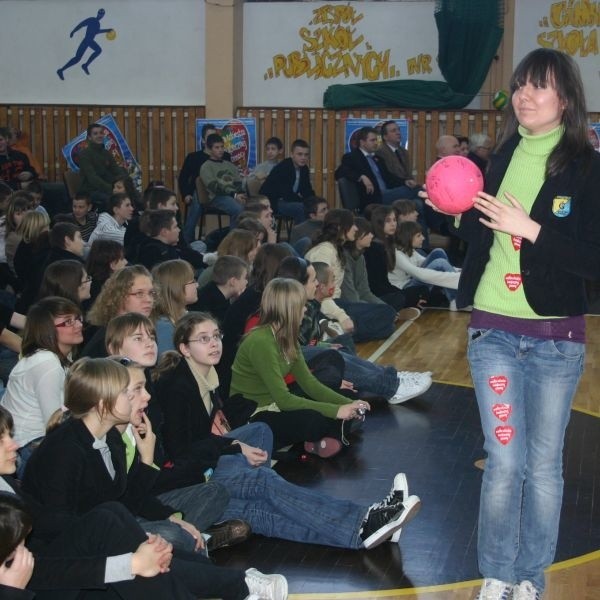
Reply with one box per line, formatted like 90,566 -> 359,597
428,49 -> 600,600
1,297 -> 83,476
306,209 -> 396,342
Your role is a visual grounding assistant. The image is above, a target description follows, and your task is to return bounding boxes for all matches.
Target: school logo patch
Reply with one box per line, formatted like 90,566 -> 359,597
504,273 -> 522,291
495,425 -> 514,445
489,375 -> 508,395
492,403 -> 512,422
552,196 -> 571,217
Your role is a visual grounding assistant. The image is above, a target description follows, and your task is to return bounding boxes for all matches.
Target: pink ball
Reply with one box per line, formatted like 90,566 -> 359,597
425,156 -> 484,214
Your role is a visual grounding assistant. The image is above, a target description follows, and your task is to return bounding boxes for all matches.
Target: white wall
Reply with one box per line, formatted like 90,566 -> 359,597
1,0 -> 205,105
513,0 -> 599,111
243,1 -> 442,107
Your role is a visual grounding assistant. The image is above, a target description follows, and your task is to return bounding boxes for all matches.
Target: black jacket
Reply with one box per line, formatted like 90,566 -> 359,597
259,158 -> 314,210
335,148 -> 404,210
457,134 -> 600,314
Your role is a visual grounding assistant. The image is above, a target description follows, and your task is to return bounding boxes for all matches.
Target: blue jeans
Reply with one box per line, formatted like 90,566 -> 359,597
405,248 -> 457,302
212,424 -> 367,548
138,480 -> 228,552
301,345 -> 398,399
467,328 -> 584,592
211,195 -> 244,227
334,299 -> 396,342
183,192 -> 202,243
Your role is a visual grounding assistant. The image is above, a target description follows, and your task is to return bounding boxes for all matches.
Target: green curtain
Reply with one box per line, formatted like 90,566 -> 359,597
323,0 -> 504,110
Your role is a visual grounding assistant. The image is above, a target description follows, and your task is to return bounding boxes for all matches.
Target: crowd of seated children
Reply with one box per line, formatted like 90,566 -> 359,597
54,192 -> 98,242
87,192 -> 135,247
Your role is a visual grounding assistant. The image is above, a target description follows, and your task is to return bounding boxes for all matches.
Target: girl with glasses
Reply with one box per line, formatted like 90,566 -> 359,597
1,297 -> 83,477
154,310 -> 421,550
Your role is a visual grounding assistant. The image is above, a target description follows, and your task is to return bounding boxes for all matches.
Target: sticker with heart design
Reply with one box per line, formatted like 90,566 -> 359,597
495,425 -> 514,445
489,375 -> 508,395
511,236 -> 522,251
492,403 -> 512,422
504,273 -> 522,291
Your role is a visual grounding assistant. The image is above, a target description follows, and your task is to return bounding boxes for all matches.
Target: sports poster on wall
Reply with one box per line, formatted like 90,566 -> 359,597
344,118 -> 409,152
62,114 -> 142,191
195,118 -> 258,173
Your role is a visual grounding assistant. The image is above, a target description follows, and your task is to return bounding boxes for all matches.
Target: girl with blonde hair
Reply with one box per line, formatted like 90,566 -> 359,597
230,277 -> 367,458
151,259 -> 198,354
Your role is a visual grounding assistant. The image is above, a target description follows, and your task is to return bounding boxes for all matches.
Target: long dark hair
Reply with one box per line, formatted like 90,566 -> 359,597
498,48 -> 593,178
396,221 -> 422,257
313,208 -> 355,264
370,205 -> 396,272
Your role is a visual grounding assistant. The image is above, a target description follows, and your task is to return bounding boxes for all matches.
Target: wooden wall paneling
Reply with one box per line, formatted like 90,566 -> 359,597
326,110 -> 337,205
163,108 -> 174,189
139,108 -> 150,187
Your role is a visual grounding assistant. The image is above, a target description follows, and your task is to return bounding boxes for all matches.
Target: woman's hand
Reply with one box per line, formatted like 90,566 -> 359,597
418,186 -> 463,217
0,543 -> 34,589
238,442 -> 269,467
340,379 -> 357,393
132,534 -> 173,576
132,413 -> 156,466
474,191 -> 541,242
337,400 -> 370,420
168,516 -> 204,552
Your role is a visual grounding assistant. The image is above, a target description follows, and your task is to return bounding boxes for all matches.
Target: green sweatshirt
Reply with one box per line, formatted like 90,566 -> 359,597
78,141 -> 127,195
199,159 -> 243,200
474,125 -> 563,319
230,325 -> 350,419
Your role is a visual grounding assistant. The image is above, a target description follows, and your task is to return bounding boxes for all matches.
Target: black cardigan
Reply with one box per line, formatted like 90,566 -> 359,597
457,134 -> 600,314
22,419 -> 176,539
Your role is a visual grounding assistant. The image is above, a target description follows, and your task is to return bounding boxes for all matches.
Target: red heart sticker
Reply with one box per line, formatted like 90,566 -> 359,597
495,425 -> 514,445
489,375 -> 508,395
511,236 -> 522,251
492,403 -> 512,422
504,273 -> 522,291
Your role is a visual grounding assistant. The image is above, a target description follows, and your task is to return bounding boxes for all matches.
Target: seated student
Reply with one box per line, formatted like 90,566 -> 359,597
3,192 -> 31,276
195,255 -> 248,325
199,134 -> 246,224
86,239 -> 127,304
392,222 -> 461,311
45,222 -> 85,266
136,210 -> 182,271
289,196 -> 328,254
38,260 -> 92,311
218,243 -> 293,397
83,265 -> 155,358
112,176 -> 143,212
341,217 -> 420,319
0,303 -> 23,393
247,137 -> 283,188
278,258 -> 431,406
230,277 -> 369,456
54,192 -> 98,242
392,198 -> 431,251
87,192 -> 134,247
365,205 -> 429,309
305,209 -> 397,342
154,311 -> 421,547
21,359 -> 287,600
1,297 -> 83,477
259,139 -> 314,225
125,186 -> 206,268
197,229 -> 259,288
0,412 -> 205,600
151,260 -> 199,355
0,128 -> 37,191
24,181 -> 49,221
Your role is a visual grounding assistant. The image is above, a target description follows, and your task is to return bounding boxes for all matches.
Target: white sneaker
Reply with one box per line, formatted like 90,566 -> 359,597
512,580 -> 540,600
475,578 -> 513,600
389,372 -> 432,404
245,568 -> 288,600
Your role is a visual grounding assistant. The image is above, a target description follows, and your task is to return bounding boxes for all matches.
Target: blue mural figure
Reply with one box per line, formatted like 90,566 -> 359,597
57,9 -> 112,80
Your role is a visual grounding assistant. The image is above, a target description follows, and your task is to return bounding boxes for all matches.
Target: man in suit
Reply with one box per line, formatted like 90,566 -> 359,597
335,127 -> 415,212
259,139 -> 314,224
375,121 -> 420,191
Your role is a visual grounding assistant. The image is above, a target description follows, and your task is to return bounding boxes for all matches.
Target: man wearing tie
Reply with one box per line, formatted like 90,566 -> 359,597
335,127 -> 418,212
375,121 -> 420,190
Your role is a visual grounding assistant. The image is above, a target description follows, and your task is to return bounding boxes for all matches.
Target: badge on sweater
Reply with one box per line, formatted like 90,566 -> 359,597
552,196 -> 571,217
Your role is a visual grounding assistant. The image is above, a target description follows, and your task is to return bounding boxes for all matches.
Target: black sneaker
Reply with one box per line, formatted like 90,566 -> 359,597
360,495 -> 421,549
